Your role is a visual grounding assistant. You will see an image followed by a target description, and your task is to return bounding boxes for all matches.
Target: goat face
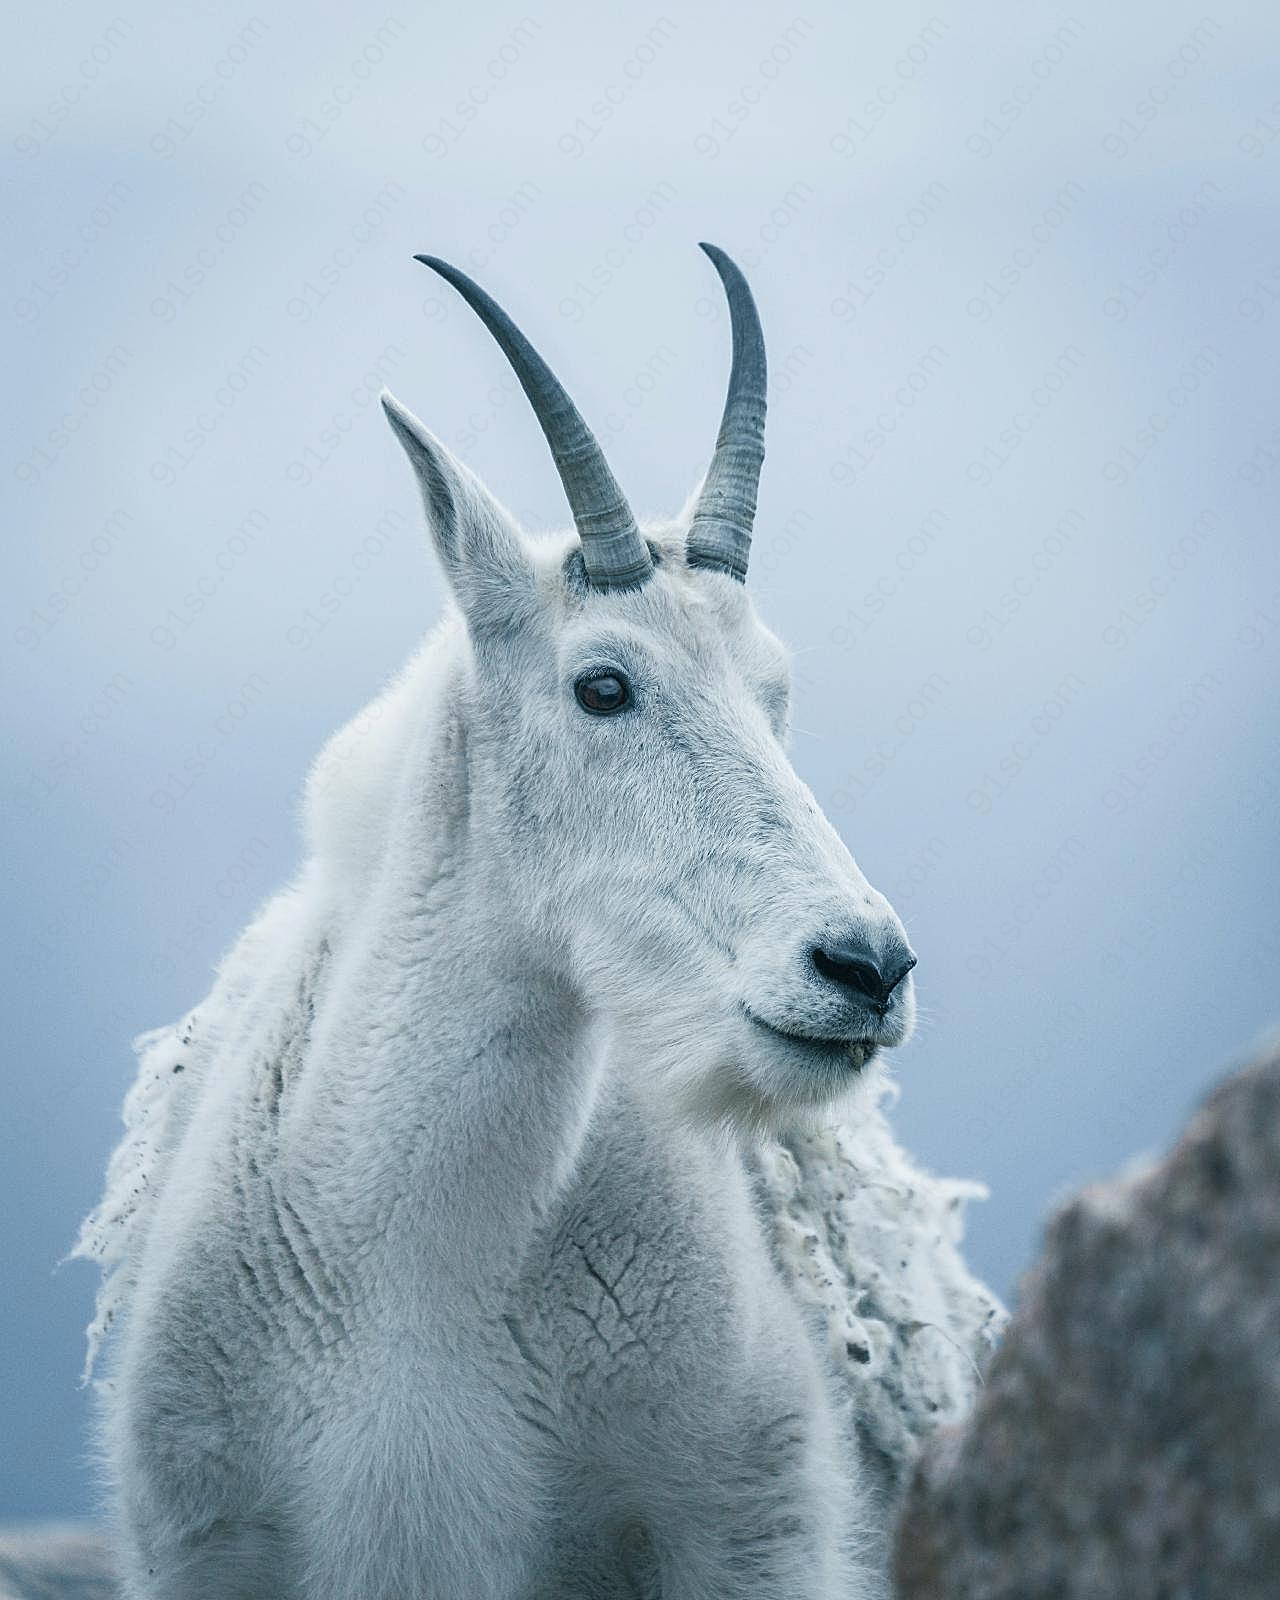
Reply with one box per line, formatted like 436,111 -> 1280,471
383,249 -> 915,1127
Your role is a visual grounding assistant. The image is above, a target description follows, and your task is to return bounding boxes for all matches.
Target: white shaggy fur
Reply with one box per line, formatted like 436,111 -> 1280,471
75,400 -> 1002,1598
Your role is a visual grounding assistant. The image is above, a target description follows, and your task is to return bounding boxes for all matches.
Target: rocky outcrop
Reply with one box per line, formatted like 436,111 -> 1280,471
895,1034 -> 1280,1598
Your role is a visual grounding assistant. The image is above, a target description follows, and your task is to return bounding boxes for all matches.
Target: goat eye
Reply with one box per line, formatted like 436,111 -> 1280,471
575,672 -> 631,716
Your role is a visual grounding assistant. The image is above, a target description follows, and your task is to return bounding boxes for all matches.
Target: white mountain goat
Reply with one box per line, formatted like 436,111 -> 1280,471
75,245 -> 1003,1599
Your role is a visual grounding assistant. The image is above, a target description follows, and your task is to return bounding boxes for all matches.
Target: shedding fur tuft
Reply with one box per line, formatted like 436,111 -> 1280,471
71,1018 -> 201,1381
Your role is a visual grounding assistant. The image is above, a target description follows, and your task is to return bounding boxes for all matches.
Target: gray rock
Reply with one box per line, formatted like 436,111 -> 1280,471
0,1526 -> 114,1600
895,1034 -> 1280,1599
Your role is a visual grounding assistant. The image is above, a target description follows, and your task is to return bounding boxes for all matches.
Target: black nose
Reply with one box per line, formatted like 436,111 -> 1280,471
812,940 -> 916,1012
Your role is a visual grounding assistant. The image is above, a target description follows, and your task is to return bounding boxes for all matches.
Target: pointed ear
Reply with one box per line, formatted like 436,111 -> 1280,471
381,390 -> 536,633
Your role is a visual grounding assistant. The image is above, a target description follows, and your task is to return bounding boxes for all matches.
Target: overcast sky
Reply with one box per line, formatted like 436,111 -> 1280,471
4,0 -> 1279,1519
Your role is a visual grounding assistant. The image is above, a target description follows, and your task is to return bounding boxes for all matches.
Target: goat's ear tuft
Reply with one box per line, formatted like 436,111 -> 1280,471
381,390 -> 535,634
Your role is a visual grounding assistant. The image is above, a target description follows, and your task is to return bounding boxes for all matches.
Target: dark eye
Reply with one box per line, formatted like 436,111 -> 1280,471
574,672 -> 632,716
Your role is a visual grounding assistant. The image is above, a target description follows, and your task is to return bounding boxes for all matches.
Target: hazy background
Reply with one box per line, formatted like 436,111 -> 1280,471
5,0 -> 1278,1519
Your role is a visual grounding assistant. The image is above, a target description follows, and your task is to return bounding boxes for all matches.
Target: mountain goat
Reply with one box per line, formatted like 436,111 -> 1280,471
76,245 -> 1002,1598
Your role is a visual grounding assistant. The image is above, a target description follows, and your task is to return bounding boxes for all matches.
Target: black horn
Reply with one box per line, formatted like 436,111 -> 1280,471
686,243 -> 768,583
415,255 -> 652,592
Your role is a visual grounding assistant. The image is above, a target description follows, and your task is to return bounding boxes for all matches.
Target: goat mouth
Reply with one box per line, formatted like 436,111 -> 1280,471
744,1010 -> 877,1071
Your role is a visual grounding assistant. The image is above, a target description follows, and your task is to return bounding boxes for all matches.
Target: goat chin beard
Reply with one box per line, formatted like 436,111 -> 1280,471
617,1008 -> 885,1139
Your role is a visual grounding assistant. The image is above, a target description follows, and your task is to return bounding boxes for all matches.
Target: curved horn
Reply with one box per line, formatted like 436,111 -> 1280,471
686,243 -> 767,583
414,255 -> 652,593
